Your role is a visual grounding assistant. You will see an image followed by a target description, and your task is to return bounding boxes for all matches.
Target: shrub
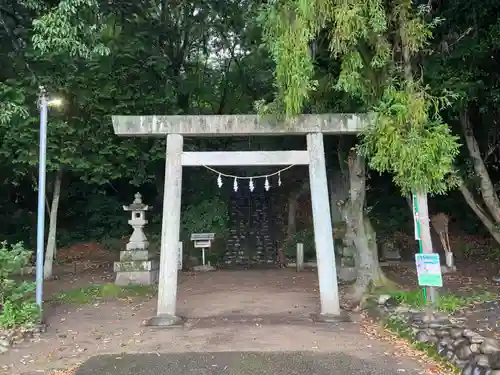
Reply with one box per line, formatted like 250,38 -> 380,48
181,196 -> 229,240
0,241 -> 40,329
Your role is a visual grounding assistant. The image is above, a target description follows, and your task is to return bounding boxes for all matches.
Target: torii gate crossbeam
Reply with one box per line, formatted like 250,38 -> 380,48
112,114 -> 368,325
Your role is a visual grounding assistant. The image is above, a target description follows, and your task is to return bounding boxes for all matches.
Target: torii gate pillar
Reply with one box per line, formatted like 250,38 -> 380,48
307,133 -> 341,319
156,134 -> 183,324
112,114 -> 367,326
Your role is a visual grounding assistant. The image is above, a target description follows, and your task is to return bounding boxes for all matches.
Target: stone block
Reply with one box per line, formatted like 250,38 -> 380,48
115,270 -> 159,286
381,239 -> 401,260
119,250 -> 156,261
193,264 -> 216,272
338,266 -> 357,282
311,311 -> 351,323
126,241 -> 149,251
146,314 -> 183,327
114,259 -> 159,272
340,255 -> 355,268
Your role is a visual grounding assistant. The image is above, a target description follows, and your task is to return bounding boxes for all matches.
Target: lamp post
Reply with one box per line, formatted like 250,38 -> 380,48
35,86 -> 61,311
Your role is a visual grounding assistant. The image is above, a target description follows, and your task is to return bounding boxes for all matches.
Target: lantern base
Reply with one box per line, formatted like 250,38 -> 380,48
115,269 -> 159,286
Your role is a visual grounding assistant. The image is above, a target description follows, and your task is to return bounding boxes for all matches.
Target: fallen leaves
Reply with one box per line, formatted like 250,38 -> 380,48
360,314 -> 456,375
48,367 -> 78,375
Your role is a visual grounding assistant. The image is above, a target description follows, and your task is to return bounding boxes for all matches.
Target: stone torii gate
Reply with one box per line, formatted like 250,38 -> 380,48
112,114 -> 366,325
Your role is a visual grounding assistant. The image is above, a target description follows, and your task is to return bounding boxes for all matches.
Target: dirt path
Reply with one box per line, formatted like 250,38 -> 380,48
2,269 -> 430,374
4,303 -> 427,375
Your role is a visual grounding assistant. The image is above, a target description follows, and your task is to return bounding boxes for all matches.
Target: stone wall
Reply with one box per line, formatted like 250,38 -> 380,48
270,192 -> 287,250
223,190 -> 276,266
373,297 -> 500,375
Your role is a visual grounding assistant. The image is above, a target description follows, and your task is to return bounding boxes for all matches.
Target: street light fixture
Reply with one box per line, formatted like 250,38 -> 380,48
35,86 -> 62,314
48,98 -> 63,107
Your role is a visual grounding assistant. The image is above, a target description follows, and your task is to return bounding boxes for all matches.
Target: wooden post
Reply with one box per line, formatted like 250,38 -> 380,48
307,133 -> 341,317
149,134 -> 183,326
296,243 -> 304,272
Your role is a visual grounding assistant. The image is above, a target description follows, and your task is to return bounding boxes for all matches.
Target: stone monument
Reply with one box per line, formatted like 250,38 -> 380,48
380,238 -> 402,261
337,245 -> 357,282
114,193 -> 159,285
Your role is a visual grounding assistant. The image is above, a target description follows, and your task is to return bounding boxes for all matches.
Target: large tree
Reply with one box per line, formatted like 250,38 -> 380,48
425,0 -> 500,246
260,0 -> 460,303
1,0 -> 274,277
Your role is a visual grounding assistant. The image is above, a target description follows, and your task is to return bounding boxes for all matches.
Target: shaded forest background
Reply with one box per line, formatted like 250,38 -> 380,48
1,0 -> 500,270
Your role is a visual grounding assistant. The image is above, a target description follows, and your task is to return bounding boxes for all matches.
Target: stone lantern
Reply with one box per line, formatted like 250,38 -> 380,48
123,192 -> 150,250
114,192 -> 159,286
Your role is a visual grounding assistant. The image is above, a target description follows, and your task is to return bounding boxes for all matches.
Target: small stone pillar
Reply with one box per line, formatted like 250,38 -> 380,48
296,243 -> 304,272
114,193 -> 159,285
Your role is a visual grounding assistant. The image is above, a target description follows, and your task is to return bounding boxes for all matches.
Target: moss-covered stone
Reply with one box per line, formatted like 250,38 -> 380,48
113,260 -> 158,272
119,250 -> 156,261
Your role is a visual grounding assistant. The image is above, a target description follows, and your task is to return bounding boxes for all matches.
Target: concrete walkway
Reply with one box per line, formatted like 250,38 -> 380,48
75,351 -> 424,375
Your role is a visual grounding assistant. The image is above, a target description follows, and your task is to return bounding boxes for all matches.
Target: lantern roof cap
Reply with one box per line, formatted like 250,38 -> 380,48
123,192 -> 151,211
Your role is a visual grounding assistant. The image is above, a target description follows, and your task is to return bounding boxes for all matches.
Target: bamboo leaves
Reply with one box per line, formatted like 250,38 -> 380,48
261,0 -> 460,195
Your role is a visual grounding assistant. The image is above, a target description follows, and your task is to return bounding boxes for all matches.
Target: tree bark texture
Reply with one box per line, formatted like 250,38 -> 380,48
44,168 -> 63,280
460,112 -> 500,222
459,180 -> 500,244
341,150 -> 391,304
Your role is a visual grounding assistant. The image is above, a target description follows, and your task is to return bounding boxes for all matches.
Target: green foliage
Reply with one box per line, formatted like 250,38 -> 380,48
30,0 -> 110,59
0,83 -> 29,125
54,284 -> 155,305
0,0 -> 498,258
425,0 -> 500,112
0,242 -> 40,329
1,0 -> 274,251
261,0 -> 461,195
359,85 -> 461,195
181,196 -> 229,240
259,1 -> 319,117
387,289 -> 493,314
259,0 -> 391,114
61,192 -> 129,243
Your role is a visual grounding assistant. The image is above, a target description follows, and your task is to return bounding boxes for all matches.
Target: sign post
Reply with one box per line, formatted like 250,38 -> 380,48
190,233 -> 215,266
415,253 -> 443,288
412,193 -> 440,305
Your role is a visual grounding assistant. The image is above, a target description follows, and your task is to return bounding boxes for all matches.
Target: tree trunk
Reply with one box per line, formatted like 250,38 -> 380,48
328,166 -> 348,263
459,180 -> 500,244
364,214 -> 388,283
400,20 -> 439,301
460,111 -> 500,223
44,168 -> 63,280
329,168 -> 348,223
342,151 -> 392,305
